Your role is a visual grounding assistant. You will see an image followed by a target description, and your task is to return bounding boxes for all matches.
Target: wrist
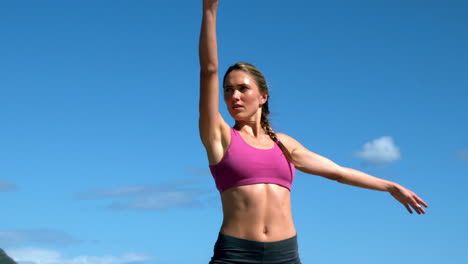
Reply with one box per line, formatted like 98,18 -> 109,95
387,182 -> 400,194
203,3 -> 218,12
203,7 -> 217,17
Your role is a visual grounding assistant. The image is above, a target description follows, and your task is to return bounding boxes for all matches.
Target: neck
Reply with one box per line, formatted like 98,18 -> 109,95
234,121 -> 264,135
233,108 -> 265,137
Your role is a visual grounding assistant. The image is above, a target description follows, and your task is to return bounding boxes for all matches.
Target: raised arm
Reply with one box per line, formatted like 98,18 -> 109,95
199,0 -> 226,147
277,133 -> 429,214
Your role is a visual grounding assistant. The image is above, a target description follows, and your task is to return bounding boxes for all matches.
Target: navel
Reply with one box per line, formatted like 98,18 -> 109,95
262,226 -> 268,234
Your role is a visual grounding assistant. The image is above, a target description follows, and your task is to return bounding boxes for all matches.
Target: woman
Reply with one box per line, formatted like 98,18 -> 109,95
199,1 -> 428,263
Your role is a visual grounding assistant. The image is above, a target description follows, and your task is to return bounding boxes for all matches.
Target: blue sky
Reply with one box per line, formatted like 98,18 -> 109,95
1,0 -> 467,263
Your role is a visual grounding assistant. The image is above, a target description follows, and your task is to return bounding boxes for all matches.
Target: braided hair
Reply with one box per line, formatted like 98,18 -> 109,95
223,62 -> 293,162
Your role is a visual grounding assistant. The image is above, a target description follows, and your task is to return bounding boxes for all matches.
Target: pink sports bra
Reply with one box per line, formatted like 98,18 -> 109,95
209,127 -> 295,193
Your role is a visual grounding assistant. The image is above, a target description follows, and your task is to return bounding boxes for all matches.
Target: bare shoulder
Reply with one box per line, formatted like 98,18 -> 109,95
276,133 -> 293,143
276,133 -> 340,175
276,133 -> 304,152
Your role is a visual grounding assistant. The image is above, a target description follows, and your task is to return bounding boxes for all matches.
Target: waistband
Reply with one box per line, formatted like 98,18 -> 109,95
211,232 -> 300,264
216,232 -> 298,251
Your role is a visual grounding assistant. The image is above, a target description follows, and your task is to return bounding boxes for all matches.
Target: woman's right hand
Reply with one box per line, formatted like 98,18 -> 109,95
203,0 -> 218,9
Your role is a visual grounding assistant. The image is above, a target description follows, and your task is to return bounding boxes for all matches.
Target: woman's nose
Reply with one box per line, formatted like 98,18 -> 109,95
231,89 -> 241,100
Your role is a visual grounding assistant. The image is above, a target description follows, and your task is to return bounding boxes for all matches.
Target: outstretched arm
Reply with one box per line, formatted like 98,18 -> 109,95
199,0 -> 224,146
278,133 -> 429,214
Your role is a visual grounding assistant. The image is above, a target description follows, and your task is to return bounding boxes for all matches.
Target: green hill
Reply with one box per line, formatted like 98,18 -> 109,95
0,249 -> 17,264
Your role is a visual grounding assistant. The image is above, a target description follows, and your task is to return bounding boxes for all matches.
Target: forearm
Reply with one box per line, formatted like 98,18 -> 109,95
337,167 -> 398,192
335,167 -> 428,214
199,2 -> 218,72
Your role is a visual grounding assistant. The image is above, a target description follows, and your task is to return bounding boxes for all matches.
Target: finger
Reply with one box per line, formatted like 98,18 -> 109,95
404,204 -> 412,214
411,193 -> 428,207
416,203 -> 426,214
410,198 -> 424,214
417,197 -> 429,208
413,204 -> 422,214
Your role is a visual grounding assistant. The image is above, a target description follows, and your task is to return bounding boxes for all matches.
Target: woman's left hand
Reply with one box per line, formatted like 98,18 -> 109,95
390,184 -> 428,214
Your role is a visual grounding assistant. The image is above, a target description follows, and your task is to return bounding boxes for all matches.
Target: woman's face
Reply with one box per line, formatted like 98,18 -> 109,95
223,70 -> 267,121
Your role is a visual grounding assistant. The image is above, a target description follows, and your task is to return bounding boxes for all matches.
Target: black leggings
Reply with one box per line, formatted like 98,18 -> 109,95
209,233 -> 302,264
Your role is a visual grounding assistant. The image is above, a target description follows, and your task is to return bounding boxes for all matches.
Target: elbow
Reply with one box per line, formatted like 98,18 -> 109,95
335,175 -> 345,183
328,173 -> 344,183
331,166 -> 347,183
200,63 -> 218,75
310,168 -> 345,183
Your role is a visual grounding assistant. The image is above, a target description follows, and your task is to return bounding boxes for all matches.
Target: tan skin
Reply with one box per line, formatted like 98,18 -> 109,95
199,0 -> 428,242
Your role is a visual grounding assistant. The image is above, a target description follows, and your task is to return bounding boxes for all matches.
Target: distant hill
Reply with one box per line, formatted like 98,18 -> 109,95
0,249 -> 17,264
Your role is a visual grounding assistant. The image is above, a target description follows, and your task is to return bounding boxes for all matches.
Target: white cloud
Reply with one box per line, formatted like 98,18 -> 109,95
108,190 -> 203,210
0,180 -> 17,192
6,247 -> 152,264
76,181 -> 209,211
355,136 -> 401,165
0,229 -> 80,247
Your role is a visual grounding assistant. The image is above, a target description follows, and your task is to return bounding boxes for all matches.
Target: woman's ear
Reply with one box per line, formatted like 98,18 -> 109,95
260,93 -> 268,105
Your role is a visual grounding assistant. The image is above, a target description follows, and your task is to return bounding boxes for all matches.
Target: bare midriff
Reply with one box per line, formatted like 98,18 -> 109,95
219,183 -> 296,242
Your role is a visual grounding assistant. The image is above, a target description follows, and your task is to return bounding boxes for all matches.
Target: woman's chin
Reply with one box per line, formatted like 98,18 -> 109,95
231,114 -> 246,122
230,111 -> 259,123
